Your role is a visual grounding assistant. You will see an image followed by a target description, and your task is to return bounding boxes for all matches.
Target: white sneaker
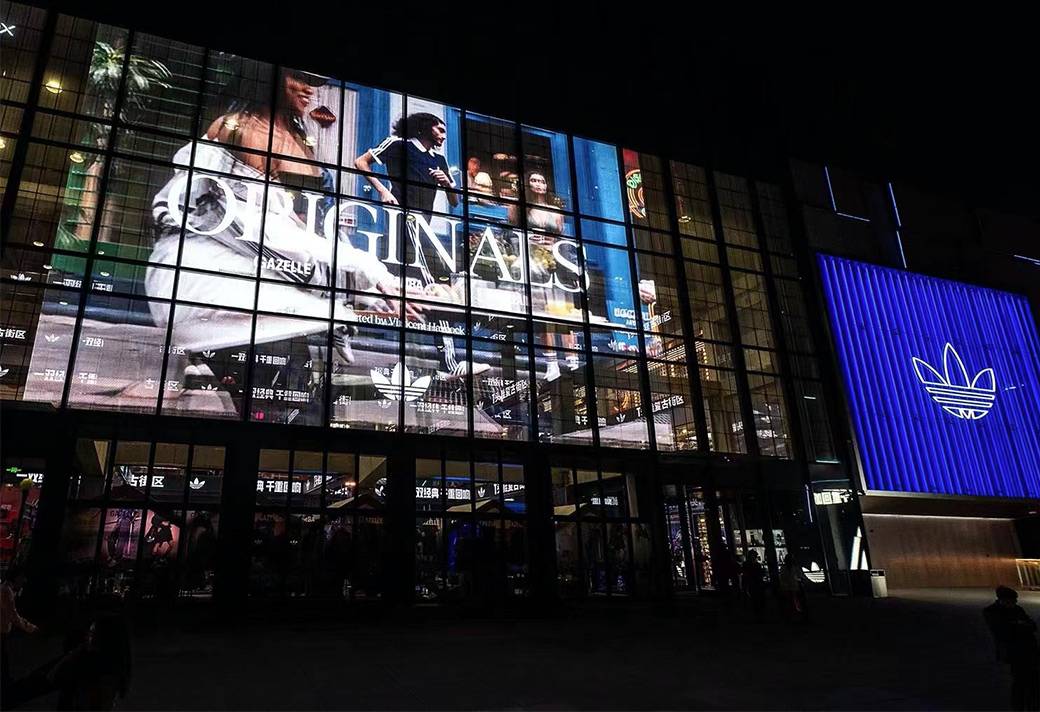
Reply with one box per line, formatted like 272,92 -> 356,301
544,361 -> 561,383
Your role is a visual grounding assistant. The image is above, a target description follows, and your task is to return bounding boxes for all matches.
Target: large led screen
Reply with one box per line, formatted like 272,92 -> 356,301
0,17 -> 691,449
818,255 -> 1040,498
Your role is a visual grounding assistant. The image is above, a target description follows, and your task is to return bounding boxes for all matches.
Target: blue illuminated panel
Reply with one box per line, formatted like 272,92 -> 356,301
818,255 -> 1040,498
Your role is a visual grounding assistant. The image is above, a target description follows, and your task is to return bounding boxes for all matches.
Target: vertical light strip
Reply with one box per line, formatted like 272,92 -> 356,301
886,182 -> 909,269
818,254 -> 1040,498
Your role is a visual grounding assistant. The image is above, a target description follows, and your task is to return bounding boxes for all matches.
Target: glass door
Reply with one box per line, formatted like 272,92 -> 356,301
661,484 -> 716,593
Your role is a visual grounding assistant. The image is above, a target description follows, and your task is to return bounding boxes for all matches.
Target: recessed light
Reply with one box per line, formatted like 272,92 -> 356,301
99,271 -> 110,277
0,137 -> 6,150
68,151 -> 85,164
32,241 -> 44,247
44,79 -> 62,94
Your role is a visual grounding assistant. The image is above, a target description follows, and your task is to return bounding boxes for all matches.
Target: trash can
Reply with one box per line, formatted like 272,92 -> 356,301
869,569 -> 888,598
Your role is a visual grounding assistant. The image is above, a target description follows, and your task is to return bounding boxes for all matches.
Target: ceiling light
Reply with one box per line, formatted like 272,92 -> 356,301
68,151 -> 85,164
44,79 -> 62,94
32,241 -> 44,247
223,117 -> 240,132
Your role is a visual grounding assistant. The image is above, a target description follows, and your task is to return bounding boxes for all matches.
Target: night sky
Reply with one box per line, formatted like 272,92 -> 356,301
39,2 -> 1038,218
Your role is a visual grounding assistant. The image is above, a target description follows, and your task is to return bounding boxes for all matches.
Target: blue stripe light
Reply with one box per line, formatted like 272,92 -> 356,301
818,254 -> 1040,498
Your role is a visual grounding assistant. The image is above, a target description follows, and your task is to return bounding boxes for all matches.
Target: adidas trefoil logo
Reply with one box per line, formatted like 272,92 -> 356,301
801,561 -> 826,584
189,476 -> 206,490
370,363 -> 432,402
44,334 -> 60,343
911,342 -> 996,420
12,273 -> 31,282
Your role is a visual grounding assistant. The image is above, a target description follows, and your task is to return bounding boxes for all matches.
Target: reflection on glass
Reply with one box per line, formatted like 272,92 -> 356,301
0,285 -> 79,406
522,125 -> 573,212
648,360 -> 697,452
182,511 -> 219,597
357,456 -> 387,509
188,445 -> 224,504
139,508 -> 180,599
250,512 -> 286,596
249,315 -> 326,426
329,325 -> 400,432
472,337 -> 531,441
325,452 -> 356,509
256,448 -> 290,507
293,450 -> 324,508
594,356 -> 648,450
415,457 -> 442,513
622,150 -> 670,231
573,137 -> 622,222
536,348 -> 589,445
465,113 -> 518,203
700,367 -> 746,454
402,331 -> 468,437
109,441 -> 149,502
149,443 -> 188,502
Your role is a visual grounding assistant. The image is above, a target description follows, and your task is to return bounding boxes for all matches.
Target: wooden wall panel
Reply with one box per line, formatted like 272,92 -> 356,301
863,514 -> 1022,589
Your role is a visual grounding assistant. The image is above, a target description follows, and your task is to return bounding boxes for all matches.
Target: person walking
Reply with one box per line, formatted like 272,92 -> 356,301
984,586 -> 1040,710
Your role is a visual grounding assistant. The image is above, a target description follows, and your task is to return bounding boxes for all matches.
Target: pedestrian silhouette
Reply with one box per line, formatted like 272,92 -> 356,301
984,586 -> 1040,710
741,550 -> 767,622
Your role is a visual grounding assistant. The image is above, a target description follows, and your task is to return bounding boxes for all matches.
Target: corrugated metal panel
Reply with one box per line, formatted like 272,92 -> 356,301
818,254 -> 1040,498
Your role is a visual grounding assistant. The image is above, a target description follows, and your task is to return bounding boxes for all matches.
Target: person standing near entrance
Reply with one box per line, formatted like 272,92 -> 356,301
741,550 -> 767,621
985,586 -> 1040,710
778,554 -> 808,623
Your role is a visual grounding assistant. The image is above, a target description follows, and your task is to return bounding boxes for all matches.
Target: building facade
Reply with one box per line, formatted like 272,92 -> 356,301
1,2 -> 1037,606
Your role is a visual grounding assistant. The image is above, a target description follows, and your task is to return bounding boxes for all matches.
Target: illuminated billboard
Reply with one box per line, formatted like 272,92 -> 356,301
1,18 -> 697,450
818,255 -> 1040,498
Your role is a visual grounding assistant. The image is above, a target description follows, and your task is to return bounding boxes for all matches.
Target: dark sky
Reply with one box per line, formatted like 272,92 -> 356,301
43,1 -> 1038,216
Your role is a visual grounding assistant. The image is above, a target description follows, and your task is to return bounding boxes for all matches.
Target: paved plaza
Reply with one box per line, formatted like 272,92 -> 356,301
4,588 -> 1029,710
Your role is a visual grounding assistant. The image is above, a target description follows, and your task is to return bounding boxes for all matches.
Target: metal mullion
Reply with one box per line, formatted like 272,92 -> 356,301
321,84 -> 347,433
511,123 -> 539,444
350,452 -> 359,602
704,170 -> 760,457
239,62 -> 279,425
564,135 -> 599,449
746,182 -> 804,463
155,48 -> 210,418
613,149 -> 657,453
462,112 -> 475,440
58,28 -> 136,410
130,440 -> 158,596
397,97 -> 411,436
280,447 -> 294,600
660,159 -> 711,452
0,9 -> 57,243
87,437 -> 117,594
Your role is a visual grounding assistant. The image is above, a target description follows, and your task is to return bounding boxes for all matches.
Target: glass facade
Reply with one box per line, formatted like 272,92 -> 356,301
0,2 -> 865,605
